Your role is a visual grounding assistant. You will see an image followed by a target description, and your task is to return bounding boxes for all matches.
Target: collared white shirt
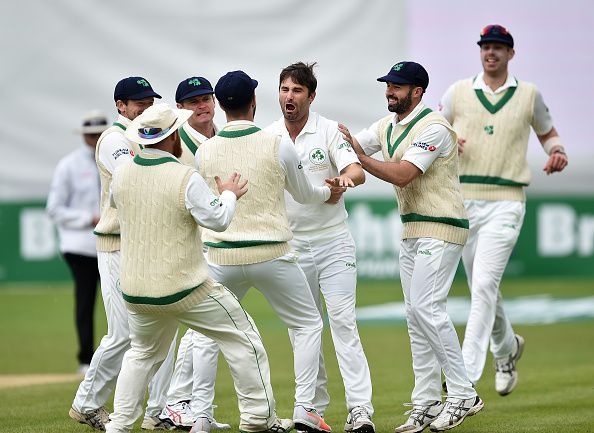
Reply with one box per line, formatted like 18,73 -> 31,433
196,120 -> 331,209
439,72 -> 554,135
266,111 -> 360,233
137,148 -> 236,232
97,115 -> 134,174
46,145 -> 100,257
355,102 -> 454,173
184,122 -> 218,143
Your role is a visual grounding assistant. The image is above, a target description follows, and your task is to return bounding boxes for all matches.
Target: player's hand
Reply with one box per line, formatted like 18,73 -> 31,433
324,180 -> 347,204
338,123 -> 364,155
215,172 -> 248,200
457,138 -> 466,154
325,175 -> 355,188
543,151 -> 568,175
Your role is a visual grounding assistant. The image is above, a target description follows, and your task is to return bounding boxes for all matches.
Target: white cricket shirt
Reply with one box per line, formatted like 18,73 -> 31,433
266,111 -> 360,233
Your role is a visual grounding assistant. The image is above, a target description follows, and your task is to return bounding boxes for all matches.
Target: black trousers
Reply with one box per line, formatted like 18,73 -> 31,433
63,253 -> 100,365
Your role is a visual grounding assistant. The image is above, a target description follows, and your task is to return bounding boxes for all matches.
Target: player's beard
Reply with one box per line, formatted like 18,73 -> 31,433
172,134 -> 182,158
388,88 -> 414,115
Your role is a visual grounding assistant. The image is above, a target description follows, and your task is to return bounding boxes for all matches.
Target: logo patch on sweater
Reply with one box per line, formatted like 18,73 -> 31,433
112,148 -> 130,160
484,125 -> 494,135
411,142 -> 436,152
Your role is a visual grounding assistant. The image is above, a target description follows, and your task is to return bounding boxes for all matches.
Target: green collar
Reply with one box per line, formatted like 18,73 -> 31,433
113,122 -> 127,131
474,83 -> 517,114
217,126 -> 261,138
133,154 -> 180,166
386,108 -> 432,157
179,127 -> 199,155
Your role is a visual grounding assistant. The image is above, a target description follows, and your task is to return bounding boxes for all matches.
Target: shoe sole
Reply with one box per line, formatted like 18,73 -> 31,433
498,335 -> 525,396
294,423 -> 331,433
345,424 -> 375,433
429,399 -> 484,432
69,408 -> 106,431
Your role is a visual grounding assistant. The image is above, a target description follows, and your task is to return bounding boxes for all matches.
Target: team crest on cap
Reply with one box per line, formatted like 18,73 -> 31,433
188,78 -> 202,86
137,79 -> 149,87
392,63 -> 404,71
309,148 -> 327,165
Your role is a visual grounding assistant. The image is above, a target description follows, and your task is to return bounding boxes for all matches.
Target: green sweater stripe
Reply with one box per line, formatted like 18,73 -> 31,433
179,127 -> 198,155
400,212 -> 470,229
474,86 -> 517,114
123,286 -> 196,305
113,122 -> 127,131
133,155 -> 180,166
217,127 -> 261,138
204,240 -> 284,249
460,175 -> 528,187
386,108 -> 433,157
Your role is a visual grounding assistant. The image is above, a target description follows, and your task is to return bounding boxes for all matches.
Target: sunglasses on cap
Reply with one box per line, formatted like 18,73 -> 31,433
480,24 -> 509,36
138,118 -> 177,140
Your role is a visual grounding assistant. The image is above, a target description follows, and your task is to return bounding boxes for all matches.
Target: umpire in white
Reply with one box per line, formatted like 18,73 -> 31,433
106,103 -> 292,433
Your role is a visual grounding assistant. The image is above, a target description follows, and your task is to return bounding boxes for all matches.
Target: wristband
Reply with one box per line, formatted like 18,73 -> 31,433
542,136 -> 565,155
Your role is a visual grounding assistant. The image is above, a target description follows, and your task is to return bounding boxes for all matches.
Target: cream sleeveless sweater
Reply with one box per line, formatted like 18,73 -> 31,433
451,78 -> 537,201
94,122 -> 142,252
198,122 -> 292,265
378,109 -> 469,245
111,151 -> 213,313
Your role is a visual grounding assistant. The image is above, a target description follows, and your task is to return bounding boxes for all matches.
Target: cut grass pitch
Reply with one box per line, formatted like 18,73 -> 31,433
0,279 -> 593,432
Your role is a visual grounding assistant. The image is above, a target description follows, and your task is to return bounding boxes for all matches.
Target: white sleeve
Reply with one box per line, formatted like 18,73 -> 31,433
279,137 -> 331,203
46,161 -> 94,229
185,172 -> 237,232
354,119 -> 383,156
531,89 -> 554,136
327,124 -> 361,172
438,84 -> 456,123
98,133 -> 133,174
401,124 -> 454,173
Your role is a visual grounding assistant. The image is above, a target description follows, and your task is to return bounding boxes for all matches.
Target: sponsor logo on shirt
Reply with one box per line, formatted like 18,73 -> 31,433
112,148 -> 130,159
337,142 -> 353,152
411,142 -> 436,152
209,197 -> 220,207
418,249 -> 432,256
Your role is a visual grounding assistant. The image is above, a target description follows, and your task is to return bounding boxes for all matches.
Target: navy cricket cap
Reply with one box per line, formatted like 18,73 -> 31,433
114,77 -> 162,102
377,61 -> 429,90
175,77 -> 214,103
477,24 -> 514,48
214,70 -> 258,109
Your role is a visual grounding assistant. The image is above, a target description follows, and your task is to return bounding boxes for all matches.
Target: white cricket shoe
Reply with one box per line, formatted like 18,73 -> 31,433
236,417 -> 294,433
428,396 -> 483,431
293,405 -> 331,433
69,406 -> 109,431
160,400 -> 196,428
394,401 -> 442,433
344,406 -> 375,433
495,334 -> 525,396
141,415 -> 176,430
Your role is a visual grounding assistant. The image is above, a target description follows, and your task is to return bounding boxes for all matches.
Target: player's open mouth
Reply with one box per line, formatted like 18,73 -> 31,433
285,103 -> 296,112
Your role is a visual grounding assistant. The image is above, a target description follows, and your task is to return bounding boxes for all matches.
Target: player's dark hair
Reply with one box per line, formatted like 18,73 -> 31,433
279,62 -> 318,95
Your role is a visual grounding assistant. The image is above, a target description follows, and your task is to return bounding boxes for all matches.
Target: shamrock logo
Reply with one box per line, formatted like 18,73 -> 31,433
137,79 -> 149,87
484,125 -> 494,135
309,148 -> 326,165
188,78 -> 202,86
392,63 -> 404,71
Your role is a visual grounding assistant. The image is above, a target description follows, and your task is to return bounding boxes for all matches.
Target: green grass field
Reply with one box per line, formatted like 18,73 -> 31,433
1,278 -> 593,433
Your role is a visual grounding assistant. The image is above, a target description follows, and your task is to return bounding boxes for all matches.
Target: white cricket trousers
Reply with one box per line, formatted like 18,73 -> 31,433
188,251 -> 324,417
105,285 -> 276,433
400,238 -> 475,404
289,226 -> 373,416
72,250 -> 176,417
461,200 -> 524,383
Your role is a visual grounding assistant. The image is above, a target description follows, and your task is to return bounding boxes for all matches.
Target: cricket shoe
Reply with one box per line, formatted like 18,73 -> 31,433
495,334 -> 525,396
344,406 -> 375,433
238,417 -> 294,433
161,401 -> 231,431
141,415 -> 176,430
69,406 -> 109,431
190,416 -> 234,433
428,396 -> 483,431
394,401 -> 442,433
293,405 -> 331,433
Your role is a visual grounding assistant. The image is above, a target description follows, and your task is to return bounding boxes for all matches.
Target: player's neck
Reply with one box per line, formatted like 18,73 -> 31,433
483,70 -> 509,92
285,115 -> 308,143
188,120 -> 216,139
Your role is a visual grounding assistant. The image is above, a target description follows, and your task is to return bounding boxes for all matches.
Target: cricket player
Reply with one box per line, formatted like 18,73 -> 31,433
190,70 -> 343,433
106,102 -> 293,433
439,24 -> 568,395
265,62 -> 375,433
69,77 -> 177,431
340,61 -> 483,432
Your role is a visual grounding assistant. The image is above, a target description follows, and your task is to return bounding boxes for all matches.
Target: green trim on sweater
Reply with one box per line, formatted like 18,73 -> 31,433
133,155 -> 180,166
113,122 -> 127,131
93,231 -> 120,237
204,240 -> 284,249
179,127 -> 198,155
123,286 -> 196,305
460,175 -> 528,187
474,86 -> 517,114
386,108 -> 432,157
400,212 -> 470,229
217,127 -> 261,138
